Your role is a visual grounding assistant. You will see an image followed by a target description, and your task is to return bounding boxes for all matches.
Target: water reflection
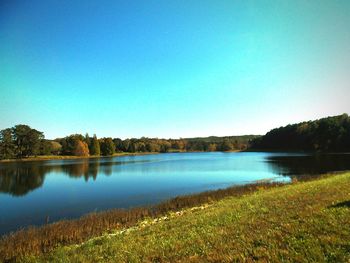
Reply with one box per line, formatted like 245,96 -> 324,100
266,153 -> 350,178
63,161 -> 99,180
1,153 -> 350,197
0,166 -> 46,196
0,157 -> 159,196
0,159 -> 111,196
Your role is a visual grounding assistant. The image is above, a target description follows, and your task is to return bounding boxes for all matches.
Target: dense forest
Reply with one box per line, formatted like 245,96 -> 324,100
0,125 -> 257,160
251,114 -> 350,152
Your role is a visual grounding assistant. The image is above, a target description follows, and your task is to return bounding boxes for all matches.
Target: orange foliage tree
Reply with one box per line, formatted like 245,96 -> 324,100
73,140 -> 89,156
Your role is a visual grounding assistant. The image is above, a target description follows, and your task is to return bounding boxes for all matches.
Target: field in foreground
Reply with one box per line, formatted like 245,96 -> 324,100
19,172 -> 350,263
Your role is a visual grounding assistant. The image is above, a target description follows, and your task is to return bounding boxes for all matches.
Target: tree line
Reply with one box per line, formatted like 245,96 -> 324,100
251,114 -> 350,152
1,114 -> 349,159
0,125 -> 256,159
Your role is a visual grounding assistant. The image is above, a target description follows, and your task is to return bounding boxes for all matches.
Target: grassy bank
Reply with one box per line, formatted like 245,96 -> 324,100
0,181 -> 282,262
5,172 -> 350,262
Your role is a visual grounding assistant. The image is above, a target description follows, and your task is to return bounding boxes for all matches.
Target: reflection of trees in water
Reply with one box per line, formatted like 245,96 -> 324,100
89,161 -> 99,180
99,161 -> 113,176
266,154 -> 350,179
0,159 -> 115,196
64,161 -> 90,180
0,165 -> 47,196
4,154 -> 349,197
64,160 -> 104,181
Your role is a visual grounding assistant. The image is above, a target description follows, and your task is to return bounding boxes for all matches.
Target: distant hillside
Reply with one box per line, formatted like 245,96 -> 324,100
184,135 -> 260,151
251,114 -> 350,152
185,135 -> 260,143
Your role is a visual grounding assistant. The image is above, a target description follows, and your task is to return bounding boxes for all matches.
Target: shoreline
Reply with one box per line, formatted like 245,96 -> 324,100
0,152 -> 160,163
0,150 -> 244,163
1,149 -> 349,163
244,148 -> 350,154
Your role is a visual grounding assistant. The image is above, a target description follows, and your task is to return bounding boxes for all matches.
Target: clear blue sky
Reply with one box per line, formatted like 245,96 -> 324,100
1,0 -> 349,139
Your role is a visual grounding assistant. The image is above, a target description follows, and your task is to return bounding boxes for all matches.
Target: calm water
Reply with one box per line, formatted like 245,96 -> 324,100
1,152 -> 350,235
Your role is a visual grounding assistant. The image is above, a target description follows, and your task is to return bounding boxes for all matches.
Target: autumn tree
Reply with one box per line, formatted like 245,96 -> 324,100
58,134 -> 85,155
171,140 -> 186,151
208,143 -> 217,152
73,140 -> 89,156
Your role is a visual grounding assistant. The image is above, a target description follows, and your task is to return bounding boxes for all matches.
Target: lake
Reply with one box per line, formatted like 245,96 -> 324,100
1,151 -> 350,235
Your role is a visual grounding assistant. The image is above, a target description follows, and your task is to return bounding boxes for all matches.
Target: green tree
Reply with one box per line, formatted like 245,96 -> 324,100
0,128 -> 16,159
12,125 -> 44,157
219,139 -> 233,151
85,133 -> 91,148
100,137 -> 115,156
50,141 -> 62,155
90,134 -> 101,156
39,140 -> 54,155
251,114 -> 350,152
122,139 -> 130,152
137,142 -> 146,152
113,138 -> 123,152
160,141 -> 171,153
128,141 -> 136,153
146,142 -> 160,152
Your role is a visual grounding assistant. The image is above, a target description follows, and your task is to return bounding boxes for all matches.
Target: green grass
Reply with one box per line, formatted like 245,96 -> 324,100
21,173 -> 350,263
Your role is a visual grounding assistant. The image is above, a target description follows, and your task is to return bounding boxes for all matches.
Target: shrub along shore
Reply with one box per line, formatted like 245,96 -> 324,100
1,172 -> 350,262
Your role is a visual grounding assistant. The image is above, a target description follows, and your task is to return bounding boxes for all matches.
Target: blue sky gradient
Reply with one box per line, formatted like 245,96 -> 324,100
0,0 -> 349,139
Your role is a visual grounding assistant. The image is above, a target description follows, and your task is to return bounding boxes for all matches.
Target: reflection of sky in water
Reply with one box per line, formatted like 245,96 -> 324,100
1,152 -> 350,235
